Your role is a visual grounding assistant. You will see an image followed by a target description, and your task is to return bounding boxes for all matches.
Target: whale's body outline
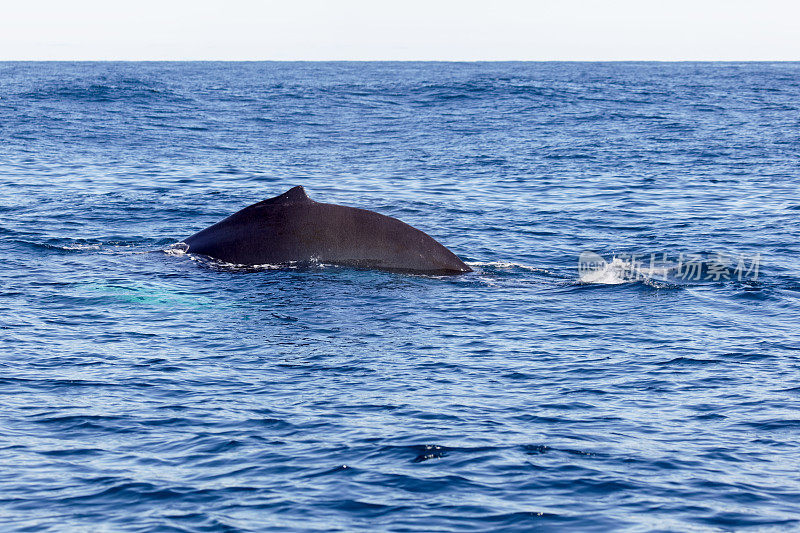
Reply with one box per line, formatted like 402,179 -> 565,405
183,186 -> 472,274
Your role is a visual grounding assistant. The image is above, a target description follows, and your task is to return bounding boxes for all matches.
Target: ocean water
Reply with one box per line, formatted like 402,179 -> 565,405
1,61 -> 799,531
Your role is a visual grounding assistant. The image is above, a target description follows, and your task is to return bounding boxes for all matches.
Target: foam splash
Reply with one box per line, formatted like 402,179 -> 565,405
578,252 -> 677,285
165,243 -> 324,271
191,256 -> 299,271
164,242 -> 189,256
577,251 -> 733,286
578,256 -> 630,285
466,261 -> 546,273
59,243 -> 101,251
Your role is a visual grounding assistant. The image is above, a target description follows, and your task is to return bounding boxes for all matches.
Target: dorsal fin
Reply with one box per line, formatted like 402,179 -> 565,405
262,186 -> 312,205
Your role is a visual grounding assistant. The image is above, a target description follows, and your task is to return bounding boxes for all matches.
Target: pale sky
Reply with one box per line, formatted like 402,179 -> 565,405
1,0 -> 799,61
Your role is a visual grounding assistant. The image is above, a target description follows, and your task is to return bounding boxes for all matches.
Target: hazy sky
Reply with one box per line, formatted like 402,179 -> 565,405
2,0 -> 799,61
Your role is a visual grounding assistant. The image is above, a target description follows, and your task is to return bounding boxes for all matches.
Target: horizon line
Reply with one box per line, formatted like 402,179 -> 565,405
2,59 -> 800,63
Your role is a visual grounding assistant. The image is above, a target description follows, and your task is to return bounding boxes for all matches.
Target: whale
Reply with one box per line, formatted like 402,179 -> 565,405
182,186 -> 472,274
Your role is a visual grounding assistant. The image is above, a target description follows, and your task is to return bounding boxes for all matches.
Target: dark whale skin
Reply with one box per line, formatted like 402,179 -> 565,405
183,186 -> 472,274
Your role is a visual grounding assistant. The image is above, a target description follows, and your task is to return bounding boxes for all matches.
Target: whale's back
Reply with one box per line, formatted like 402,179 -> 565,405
184,186 -> 471,273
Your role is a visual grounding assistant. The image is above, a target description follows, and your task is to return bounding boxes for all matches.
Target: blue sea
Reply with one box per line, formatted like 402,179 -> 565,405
1,62 -> 799,531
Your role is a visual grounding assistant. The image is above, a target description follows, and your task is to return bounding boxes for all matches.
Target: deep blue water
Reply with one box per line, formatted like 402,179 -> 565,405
1,62 -> 800,531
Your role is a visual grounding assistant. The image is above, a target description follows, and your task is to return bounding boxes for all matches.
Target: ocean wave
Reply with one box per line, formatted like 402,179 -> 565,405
19,78 -> 191,104
3,62 -> 800,532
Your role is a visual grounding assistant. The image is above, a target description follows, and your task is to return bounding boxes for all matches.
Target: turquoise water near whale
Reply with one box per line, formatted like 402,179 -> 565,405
1,62 -> 799,531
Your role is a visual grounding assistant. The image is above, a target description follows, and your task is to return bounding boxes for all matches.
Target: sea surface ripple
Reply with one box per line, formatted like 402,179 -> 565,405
1,62 -> 799,531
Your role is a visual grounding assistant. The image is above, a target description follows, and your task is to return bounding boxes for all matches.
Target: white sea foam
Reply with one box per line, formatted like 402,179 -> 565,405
578,256 -> 629,284
578,253 -> 675,285
60,243 -> 101,251
466,261 -> 544,272
165,243 -> 324,271
164,242 -> 189,255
